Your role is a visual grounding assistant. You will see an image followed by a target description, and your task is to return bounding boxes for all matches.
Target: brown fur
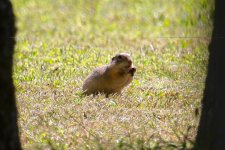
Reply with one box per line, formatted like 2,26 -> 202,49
82,53 -> 136,96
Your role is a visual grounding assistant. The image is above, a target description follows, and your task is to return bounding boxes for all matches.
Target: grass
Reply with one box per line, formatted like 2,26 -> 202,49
12,0 -> 213,149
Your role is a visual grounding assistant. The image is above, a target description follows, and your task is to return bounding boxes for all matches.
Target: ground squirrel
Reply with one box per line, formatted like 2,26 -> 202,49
82,53 -> 136,96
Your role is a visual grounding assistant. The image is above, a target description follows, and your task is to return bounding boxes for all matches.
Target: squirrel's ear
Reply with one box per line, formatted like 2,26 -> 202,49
111,56 -> 116,61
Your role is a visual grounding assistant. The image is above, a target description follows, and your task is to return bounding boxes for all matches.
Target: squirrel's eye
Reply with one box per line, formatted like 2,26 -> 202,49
118,55 -> 122,60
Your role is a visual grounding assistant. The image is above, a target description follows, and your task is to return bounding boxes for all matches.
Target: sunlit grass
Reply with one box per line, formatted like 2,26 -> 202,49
12,0 -> 213,149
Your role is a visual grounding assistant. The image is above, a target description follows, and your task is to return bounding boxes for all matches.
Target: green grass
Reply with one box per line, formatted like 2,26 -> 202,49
12,0 -> 213,149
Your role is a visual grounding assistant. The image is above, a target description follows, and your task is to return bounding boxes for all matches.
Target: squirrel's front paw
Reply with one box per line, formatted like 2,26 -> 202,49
129,67 -> 136,76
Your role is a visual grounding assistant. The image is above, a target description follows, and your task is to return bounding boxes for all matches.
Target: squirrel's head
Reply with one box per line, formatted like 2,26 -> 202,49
111,53 -> 132,70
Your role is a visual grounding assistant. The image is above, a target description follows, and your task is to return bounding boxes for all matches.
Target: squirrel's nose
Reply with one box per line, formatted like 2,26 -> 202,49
128,60 -> 132,66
